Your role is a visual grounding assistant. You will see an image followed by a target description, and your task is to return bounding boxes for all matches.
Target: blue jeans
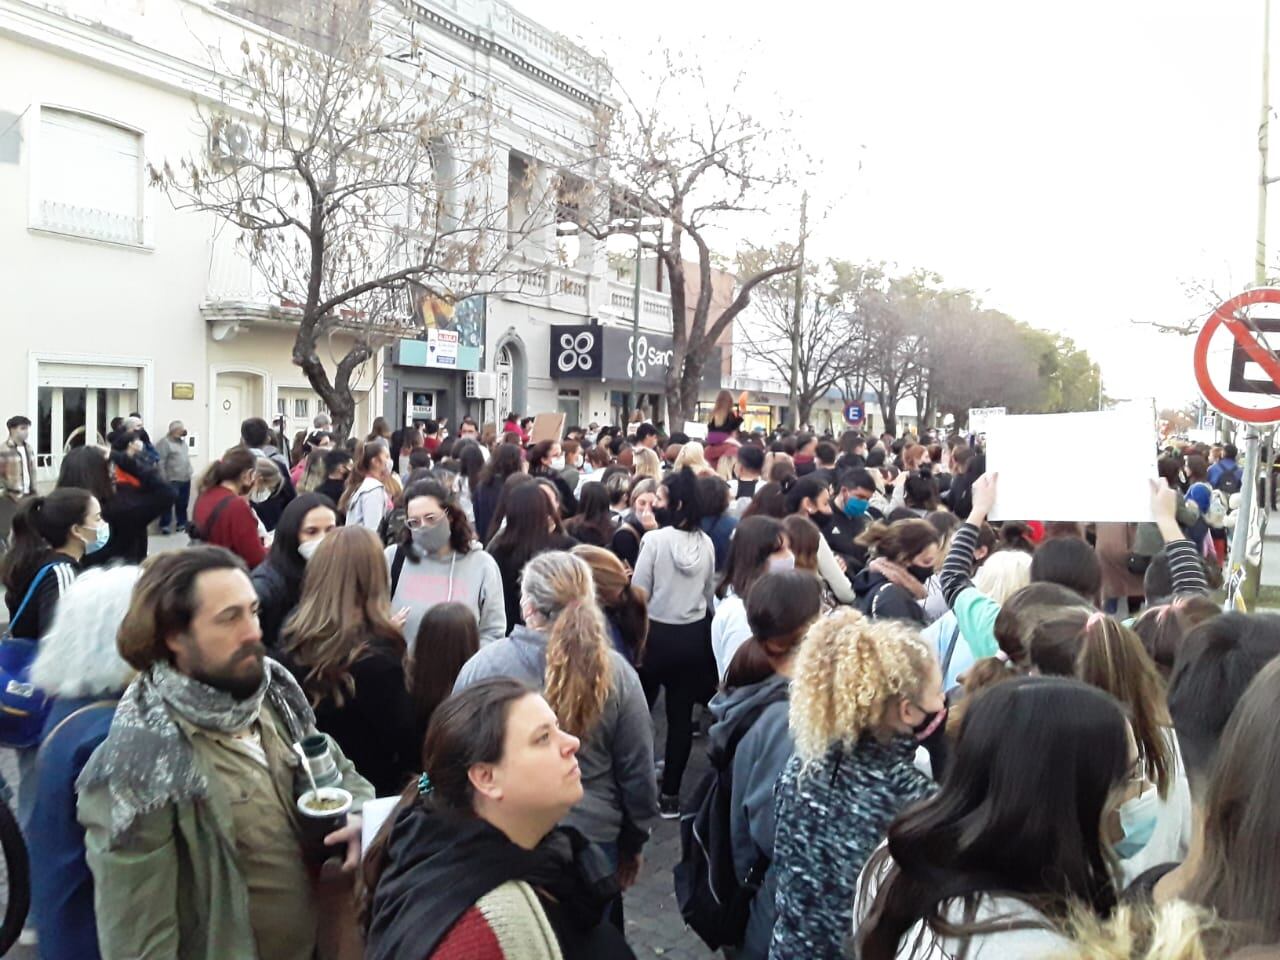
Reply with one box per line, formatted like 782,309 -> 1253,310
162,480 -> 191,531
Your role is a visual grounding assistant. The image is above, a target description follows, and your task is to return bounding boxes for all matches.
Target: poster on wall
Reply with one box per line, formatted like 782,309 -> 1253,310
399,283 -> 484,370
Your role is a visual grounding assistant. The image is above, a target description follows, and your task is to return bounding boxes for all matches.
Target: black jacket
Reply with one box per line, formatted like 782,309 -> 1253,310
488,533 -> 578,633
4,552 -> 77,640
852,569 -> 925,623
473,478 -> 504,544
83,452 -> 175,568
251,559 -> 300,649
820,513 -> 869,576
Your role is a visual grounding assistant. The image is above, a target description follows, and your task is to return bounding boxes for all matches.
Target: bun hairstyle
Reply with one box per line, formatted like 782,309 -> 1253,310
198,445 -> 257,494
855,518 -> 939,565
520,551 -> 611,737
997,521 -> 1037,554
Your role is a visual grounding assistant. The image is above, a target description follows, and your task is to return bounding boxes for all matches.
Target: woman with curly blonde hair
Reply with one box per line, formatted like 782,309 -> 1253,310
452,550 -> 658,920
769,609 -> 944,959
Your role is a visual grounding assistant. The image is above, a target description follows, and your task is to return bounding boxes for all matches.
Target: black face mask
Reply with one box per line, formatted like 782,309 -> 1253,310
910,703 -> 947,741
907,564 -> 934,584
653,506 -> 675,528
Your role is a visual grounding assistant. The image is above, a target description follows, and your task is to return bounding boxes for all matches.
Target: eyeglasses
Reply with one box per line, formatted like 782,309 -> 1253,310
406,515 -> 445,529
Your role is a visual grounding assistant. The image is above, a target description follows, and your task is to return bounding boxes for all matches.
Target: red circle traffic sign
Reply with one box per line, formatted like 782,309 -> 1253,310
1193,287 -> 1280,424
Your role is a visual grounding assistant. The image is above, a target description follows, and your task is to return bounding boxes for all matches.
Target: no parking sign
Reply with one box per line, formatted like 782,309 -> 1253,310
1194,287 -> 1280,424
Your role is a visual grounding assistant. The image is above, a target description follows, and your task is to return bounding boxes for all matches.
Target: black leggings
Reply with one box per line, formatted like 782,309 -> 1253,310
640,618 -> 716,797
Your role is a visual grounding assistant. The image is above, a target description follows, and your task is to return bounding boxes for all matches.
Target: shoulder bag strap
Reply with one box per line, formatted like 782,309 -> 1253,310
390,544 -> 408,597
35,698 -> 119,769
941,622 -> 962,678
7,563 -> 60,633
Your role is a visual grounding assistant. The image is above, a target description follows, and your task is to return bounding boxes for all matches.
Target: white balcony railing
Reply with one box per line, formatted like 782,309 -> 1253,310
34,200 -> 144,246
492,3 -> 610,92
603,280 -> 673,328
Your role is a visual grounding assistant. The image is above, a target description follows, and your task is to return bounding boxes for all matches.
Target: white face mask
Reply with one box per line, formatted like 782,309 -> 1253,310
550,456 -> 566,471
298,539 -> 322,563
249,487 -> 272,504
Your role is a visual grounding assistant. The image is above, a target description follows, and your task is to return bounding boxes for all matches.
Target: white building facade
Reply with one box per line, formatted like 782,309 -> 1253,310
0,0 -> 681,487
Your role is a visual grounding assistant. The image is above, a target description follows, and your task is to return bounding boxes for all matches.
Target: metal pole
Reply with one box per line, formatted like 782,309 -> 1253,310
788,192 -> 808,431
1229,0 -> 1271,610
629,228 -> 641,419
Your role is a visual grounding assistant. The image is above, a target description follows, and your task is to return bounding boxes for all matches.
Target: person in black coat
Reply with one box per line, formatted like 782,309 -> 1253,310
0,488 -> 97,640
251,493 -> 338,648
473,442 -> 524,543
528,439 -> 578,518
486,482 -> 577,632
56,444 -> 173,567
850,517 -> 941,623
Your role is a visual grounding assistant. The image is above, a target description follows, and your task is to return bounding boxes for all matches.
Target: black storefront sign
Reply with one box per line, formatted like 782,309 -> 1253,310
549,324 -> 719,388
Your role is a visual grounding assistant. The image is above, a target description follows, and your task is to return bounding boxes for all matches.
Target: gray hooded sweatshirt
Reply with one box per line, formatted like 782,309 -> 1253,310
707,674 -> 793,960
631,526 -> 717,625
452,625 -> 659,847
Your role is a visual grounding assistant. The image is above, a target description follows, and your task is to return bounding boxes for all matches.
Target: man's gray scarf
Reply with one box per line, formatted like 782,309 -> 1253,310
76,658 -> 314,843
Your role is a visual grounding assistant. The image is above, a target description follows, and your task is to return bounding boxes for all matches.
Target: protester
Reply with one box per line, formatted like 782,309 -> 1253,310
770,611 -> 943,958
455,552 -> 657,919
28,565 -> 138,960
784,474 -> 857,606
852,678 -> 1132,959
77,547 -> 373,960
315,448 -> 352,504
708,570 -> 821,959
1130,595 -> 1221,679
474,442 -> 524,542
340,440 -> 396,532
189,446 -> 267,568
388,479 -> 505,646
528,439 -> 578,518
294,448 -> 329,494
1,487 -> 96,640
710,515 -> 790,678
57,444 -> 174,566
565,482 -> 618,547
732,444 -> 765,503
573,544 -> 650,667
851,518 -> 941,622
363,679 -> 633,959
250,492 -> 337,648
706,389 -> 745,447
698,475 -> 737,572
632,445 -> 663,481
281,526 -> 417,795
154,420 -> 193,535
408,602 -> 480,748
1207,442 -> 1242,494
487,480 -> 578,633
240,416 -> 296,505
674,440 -> 715,477
452,438 -> 485,525
631,468 -> 717,816
248,455 -> 292,533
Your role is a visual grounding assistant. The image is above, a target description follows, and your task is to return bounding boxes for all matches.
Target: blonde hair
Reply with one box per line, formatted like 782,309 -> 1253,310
789,608 -> 936,763
973,550 -> 1033,605
520,551 -> 611,738
282,525 -> 404,707
633,446 -> 662,480
1057,901 -> 1220,960
674,440 -> 712,475
716,449 -> 738,483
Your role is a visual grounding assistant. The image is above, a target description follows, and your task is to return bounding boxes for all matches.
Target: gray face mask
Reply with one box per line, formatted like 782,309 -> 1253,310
412,521 -> 451,554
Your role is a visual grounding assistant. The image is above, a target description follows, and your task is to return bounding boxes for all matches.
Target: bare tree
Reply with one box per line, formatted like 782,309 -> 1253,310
152,4 -> 512,439
577,59 -> 799,425
736,246 -> 863,427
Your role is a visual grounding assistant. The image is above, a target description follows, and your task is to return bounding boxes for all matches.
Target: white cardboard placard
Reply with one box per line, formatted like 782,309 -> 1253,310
986,408 -> 1157,522
967,406 -> 1006,435
683,421 -> 708,440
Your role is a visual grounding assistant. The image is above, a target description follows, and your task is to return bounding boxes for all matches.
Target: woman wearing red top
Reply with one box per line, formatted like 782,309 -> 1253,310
190,447 -> 266,568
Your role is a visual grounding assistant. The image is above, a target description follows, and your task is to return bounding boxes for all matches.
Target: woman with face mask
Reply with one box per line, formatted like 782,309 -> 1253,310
710,516 -> 792,680
528,439 -> 578,519
851,518 -> 941,623
57,442 -> 174,568
250,493 -> 337,649
389,480 -> 507,647
188,446 -> 267,568
1,486 -> 100,644
770,611 -> 944,959
785,475 -> 858,607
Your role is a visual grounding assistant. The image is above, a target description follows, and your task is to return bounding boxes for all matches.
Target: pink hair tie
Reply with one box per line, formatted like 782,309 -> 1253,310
1086,611 -> 1108,630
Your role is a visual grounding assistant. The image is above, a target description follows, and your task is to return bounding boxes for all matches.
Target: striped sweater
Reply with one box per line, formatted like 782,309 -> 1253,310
430,880 -> 562,960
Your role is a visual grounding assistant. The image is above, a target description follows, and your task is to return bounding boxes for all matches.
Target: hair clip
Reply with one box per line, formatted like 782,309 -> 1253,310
417,772 -> 433,797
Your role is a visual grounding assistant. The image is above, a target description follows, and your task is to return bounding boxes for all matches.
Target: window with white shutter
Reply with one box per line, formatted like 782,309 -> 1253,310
36,108 -> 144,245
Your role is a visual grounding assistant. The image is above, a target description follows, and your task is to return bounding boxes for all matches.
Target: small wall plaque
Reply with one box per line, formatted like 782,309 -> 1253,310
171,382 -> 195,400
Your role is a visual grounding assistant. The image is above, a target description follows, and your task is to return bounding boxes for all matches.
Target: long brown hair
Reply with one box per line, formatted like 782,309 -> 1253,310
282,525 -> 404,707
520,551 -> 611,737
855,518 -> 939,564
709,388 -> 736,428
338,440 -> 392,512
409,602 -> 480,742
1076,614 -> 1175,799
572,544 -> 649,664
1184,657 -> 1280,952
197,446 -> 256,494
782,514 -> 821,571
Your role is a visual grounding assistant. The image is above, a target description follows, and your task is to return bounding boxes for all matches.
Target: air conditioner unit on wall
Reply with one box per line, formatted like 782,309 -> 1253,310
466,372 -> 498,400
210,121 -> 254,165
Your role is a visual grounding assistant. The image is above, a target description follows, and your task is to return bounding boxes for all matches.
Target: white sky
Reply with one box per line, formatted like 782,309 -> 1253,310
517,0 -> 1279,409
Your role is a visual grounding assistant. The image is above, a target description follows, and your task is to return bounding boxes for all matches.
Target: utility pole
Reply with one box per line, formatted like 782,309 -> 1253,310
788,192 -> 808,431
1230,0 -> 1271,610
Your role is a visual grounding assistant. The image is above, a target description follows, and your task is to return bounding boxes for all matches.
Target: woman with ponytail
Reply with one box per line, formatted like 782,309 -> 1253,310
1,487 -> 98,641
189,446 -> 266,567
572,545 -> 649,668
363,679 -> 632,960
453,552 -> 658,914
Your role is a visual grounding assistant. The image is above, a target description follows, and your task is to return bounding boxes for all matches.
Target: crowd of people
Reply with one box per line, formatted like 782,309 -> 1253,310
1,392 -> 1278,959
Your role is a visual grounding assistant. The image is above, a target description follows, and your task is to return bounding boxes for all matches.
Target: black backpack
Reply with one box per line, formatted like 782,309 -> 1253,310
673,685 -> 787,950
1215,467 -> 1243,496
186,496 -> 232,544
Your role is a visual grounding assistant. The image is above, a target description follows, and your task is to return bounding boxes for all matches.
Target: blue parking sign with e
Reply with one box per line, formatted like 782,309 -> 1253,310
843,402 -> 864,425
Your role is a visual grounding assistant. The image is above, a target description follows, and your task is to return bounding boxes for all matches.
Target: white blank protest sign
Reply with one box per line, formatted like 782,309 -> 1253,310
986,408 -> 1157,523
